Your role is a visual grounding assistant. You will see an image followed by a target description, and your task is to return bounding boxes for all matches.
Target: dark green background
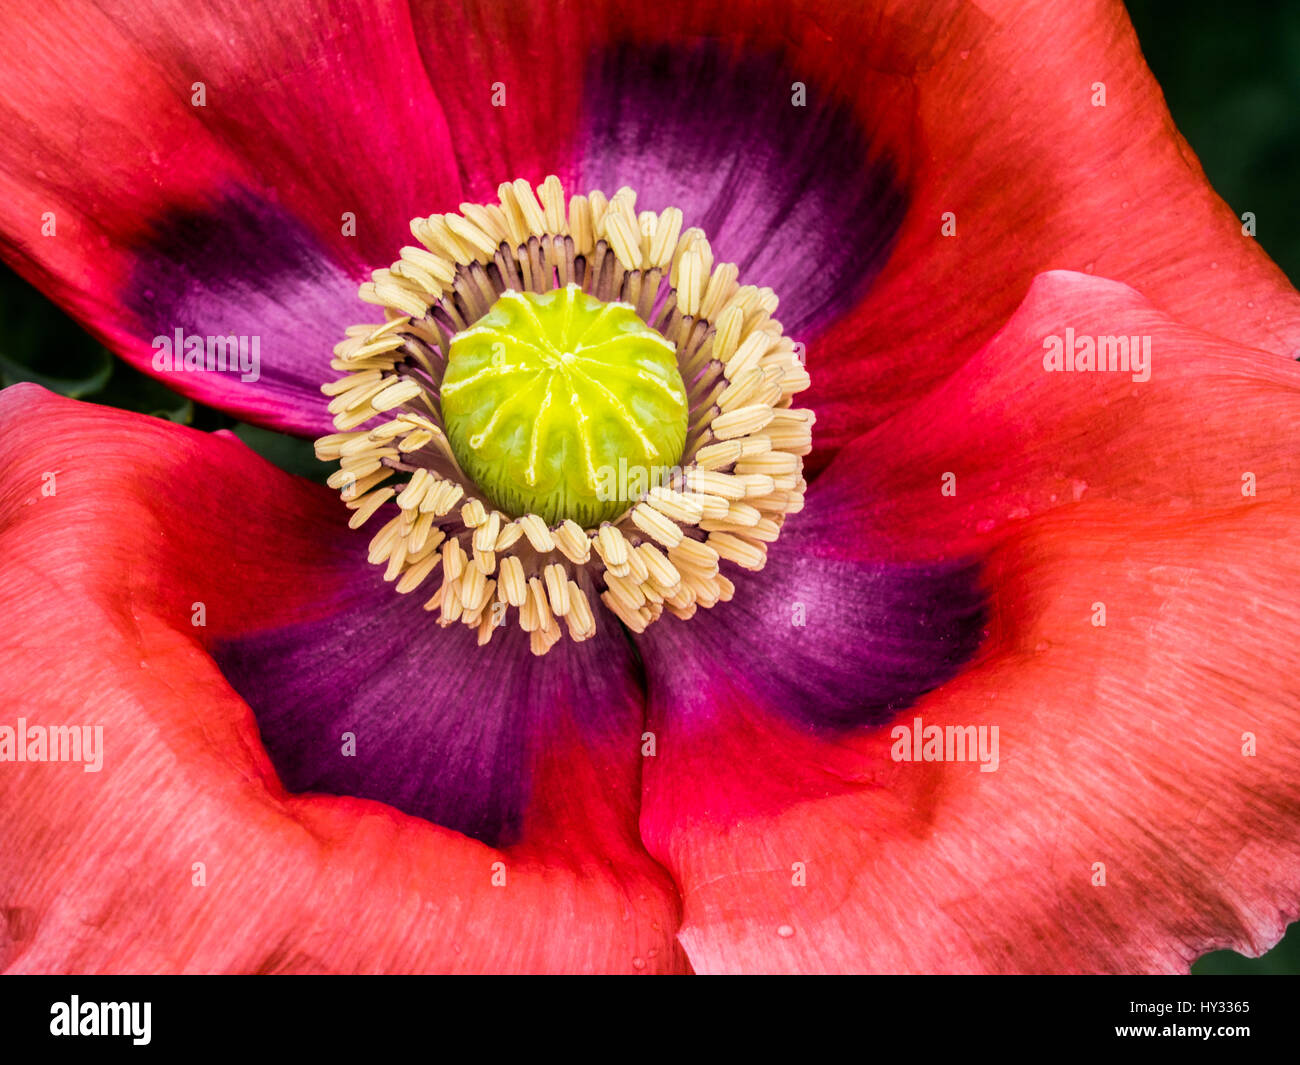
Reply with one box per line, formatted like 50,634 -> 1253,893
1125,0 -> 1300,973
0,0 -> 1295,972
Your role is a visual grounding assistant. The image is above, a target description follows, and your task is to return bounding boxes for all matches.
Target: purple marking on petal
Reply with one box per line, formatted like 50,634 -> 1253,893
577,42 -> 905,338
211,558 -> 643,847
640,532 -> 985,733
123,191 -> 359,437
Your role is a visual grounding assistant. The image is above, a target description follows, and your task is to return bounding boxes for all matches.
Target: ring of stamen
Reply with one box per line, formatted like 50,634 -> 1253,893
316,176 -> 814,655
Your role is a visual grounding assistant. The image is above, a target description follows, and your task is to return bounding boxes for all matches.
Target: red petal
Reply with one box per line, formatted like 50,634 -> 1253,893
0,1 -> 463,431
825,270 -> 1300,557
0,385 -> 684,973
638,274 -> 1300,972
806,0 -> 1300,462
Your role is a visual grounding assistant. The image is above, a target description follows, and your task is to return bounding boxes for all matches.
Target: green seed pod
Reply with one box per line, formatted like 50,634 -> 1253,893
440,285 -> 688,526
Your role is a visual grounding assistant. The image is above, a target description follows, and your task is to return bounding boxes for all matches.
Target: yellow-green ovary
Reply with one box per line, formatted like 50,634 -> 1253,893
440,284 -> 688,526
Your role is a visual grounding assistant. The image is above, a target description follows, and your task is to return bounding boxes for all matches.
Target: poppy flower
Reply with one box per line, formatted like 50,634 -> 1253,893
1,0 -> 1298,975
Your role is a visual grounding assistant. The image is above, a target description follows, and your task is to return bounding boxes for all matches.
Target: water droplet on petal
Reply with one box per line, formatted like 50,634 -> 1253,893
632,956 -> 646,970
777,924 -> 795,938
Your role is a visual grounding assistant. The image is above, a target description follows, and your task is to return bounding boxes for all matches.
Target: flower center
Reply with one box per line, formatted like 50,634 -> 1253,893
316,176 -> 814,655
440,286 -> 688,526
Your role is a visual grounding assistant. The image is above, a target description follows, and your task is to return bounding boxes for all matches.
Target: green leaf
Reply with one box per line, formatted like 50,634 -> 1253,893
0,347 -> 113,397
233,423 -> 330,483
91,357 -> 197,424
